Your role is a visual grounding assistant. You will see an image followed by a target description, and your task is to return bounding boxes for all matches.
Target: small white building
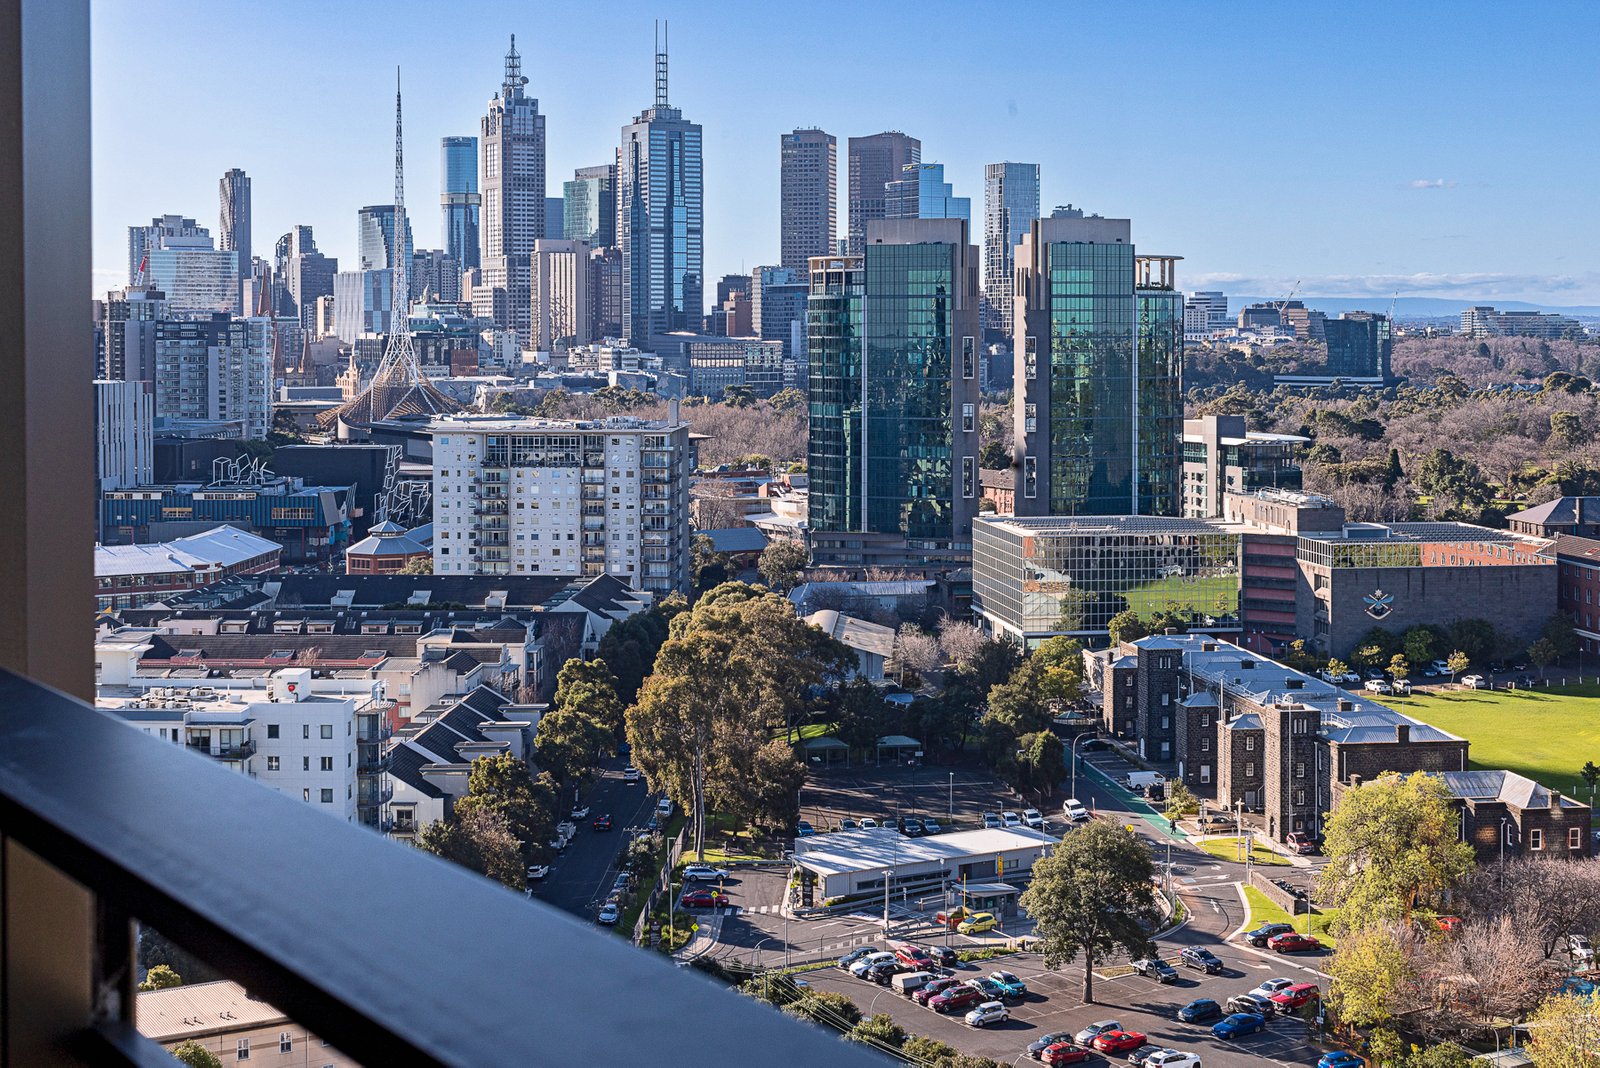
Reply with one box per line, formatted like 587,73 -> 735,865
792,826 -> 1056,900
805,609 -> 895,683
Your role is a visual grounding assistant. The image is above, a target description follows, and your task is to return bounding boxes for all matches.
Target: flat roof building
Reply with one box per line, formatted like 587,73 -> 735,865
791,826 -> 1055,901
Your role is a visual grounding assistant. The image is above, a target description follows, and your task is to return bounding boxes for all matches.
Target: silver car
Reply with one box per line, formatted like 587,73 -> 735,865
1076,1020 -> 1122,1047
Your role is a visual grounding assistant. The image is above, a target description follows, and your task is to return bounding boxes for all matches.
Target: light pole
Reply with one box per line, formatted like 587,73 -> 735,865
948,772 -> 955,824
1069,734 -> 1096,801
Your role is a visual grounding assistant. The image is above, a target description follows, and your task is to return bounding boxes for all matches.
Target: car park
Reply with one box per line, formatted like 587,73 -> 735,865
928,984 -> 985,1014
1212,1013 -> 1266,1039
1250,977 -> 1294,998
1318,1053 -> 1366,1068
1144,1052 -> 1201,1068
1042,1044 -> 1093,1066
957,911 -> 997,934
596,903 -> 620,925
988,970 -> 1028,999
1093,1030 -> 1148,1054
679,889 -> 729,909
681,864 -> 729,882
1074,1021 -> 1123,1047
1178,998 -> 1223,1023
1267,931 -> 1323,953
913,977 -> 962,1005
891,970 -> 935,996
1270,982 -> 1320,1014
570,804 -> 590,820
1133,957 -> 1178,983
867,960 -> 909,985
1027,1033 -> 1078,1060
1243,922 -> 1293,947
1227,994 -> 1275,1016
965,1000 -> 1010,1028
895,944 -> 935,969
967,977 -> 1009,1000
592,813 -> 612,831
1062,798 -> 1090,823
1179,947 -> 1223,973
1023,808 -> 1045,828
1129,1047 -> 1174,1067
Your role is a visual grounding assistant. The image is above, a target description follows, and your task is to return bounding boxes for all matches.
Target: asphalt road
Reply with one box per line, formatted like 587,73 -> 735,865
536,756 -> 660,924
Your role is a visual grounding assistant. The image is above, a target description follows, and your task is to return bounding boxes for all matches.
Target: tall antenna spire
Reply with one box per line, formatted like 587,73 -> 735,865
503,34 -> 526,96
391,66 -> 408,338
654,20 -> 669,108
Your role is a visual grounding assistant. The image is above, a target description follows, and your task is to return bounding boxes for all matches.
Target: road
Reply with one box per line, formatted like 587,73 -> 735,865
536,756 -> 660,924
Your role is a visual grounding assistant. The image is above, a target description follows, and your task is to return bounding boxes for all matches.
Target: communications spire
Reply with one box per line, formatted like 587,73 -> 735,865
503,34 -> 527,96
654,20 -> 669,108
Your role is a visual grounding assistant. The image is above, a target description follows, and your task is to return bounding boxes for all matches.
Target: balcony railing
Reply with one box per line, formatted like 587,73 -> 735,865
0,668 -> 871,1066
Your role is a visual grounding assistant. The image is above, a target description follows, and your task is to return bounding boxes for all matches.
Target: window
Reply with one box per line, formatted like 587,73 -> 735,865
320,724 -> 333,739
320,756 -> 334,772
266,756 -> 280,772
1023,403 -> 1036,434
961,457 -> 976,499
1293,789 -> 1306,805
303,756 -> 310,771
961,335 -> 975,379
1245,762 -> 1256,777
280,1033 -> 293,1053
302,724 -> 310,739
266,724 -> 279,739
302,788 -> 310,801
321,789 -> 334,804
1024,336 -> 1037,379
1295,762 -> 1305,779
1530,828 -> 1543,851
237,1038 -> 250,1059
1572,825 -> 1584,849
1245,736 -> 1256,751
1200,737 -> 1211,753
1160,716 -> 1170,729
1200,764 -> 1211,784
961,403 -> 975,433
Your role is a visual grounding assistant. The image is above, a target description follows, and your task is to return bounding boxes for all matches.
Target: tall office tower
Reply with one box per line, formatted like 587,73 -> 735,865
543,197 -> 564,240
780,128 -> 836,270
153,316 -> 274,439
846,131 -> 919,254
94,380 -> 154,498
128,215 -> 207,285
100,285 -> 166,380
145,240 -> 239,315
532,239 -> 591,352
480,36 -> 547,260
219,168 -> 251,305
428,413 -> 692,595
885,163 -> 970,221
806,218 -> 981,568
1321,312 -> 1392,381
1012,216 -> 1182,518
563,163 -> 616,247
587,246 -> 624,339
411,249 -> 461,303
440,135 -> 481,270
752,265 -> 807,374
982,162 -> 1039,337
620,25 -> 703,345
357,205 -> 414,271
274,226 -> 338,329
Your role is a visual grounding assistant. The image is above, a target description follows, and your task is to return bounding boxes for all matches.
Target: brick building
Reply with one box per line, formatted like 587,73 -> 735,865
1551,534 -> 1600,657
1442,770 -> 1593,861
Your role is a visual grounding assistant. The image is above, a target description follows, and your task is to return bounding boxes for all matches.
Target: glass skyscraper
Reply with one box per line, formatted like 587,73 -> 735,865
982,162 -> 1039,336
884,163 -> 970,222
563,163 -> 616,247
440,136 -> 480,270
1013,216 -> 1182,518
807,218 -> 980,566
356,205 -> 413,271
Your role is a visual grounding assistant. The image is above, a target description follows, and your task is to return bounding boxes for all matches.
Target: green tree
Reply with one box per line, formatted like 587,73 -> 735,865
1317,771 -> 1475,922
1581,761 -> 1600,796
453,752 -> 558,864
532,703 -> 611,786
1325,920 -> 1414,1030
1019,820 -> 1161,1003
1164,781 -> 1198,822
1030,636 -> 1087,706
596,594 -> 686,703
138,964 -> 183,991
782,990 -> 861,1028
1005,729 -> 1066,797
1107,609 -> 1150,645
901,1036 -> 960,1064
979,440 -> 1011,469
1544,613 -> 1580,660
171,1042 -> 224,1068
397,555 -> 433,575
1447,619 -> 1498,663
1402,626 -> 1437,666
849,1012 -> 907,1049
756,539 -> 809,591
1326,658 -> 1350,682
1529,637 -> 1560,677
1387,653 -> 1411,683
415,805 -> 527,890
721,384 -> 756,407
552,657 -> 626,736
1551,411 -> 1586,448
690,533 -> 730,592
1527,993 -> 1600,1068
767,387 -> 805,412
1446,649 -> 1471,682
1350,644 -> 1387,672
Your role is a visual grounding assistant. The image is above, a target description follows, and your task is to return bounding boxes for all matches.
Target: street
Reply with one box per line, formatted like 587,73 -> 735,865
536,756 -> 660,923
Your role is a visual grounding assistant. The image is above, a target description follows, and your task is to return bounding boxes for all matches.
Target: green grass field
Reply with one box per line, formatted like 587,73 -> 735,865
1125,574 -> 1238,618
1196,836 -> 1291,866
1382,685 -> 1600,807
1242,886 -> 1341,948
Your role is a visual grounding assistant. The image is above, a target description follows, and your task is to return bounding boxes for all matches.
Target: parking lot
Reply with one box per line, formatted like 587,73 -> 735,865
801,759 -> 1066,836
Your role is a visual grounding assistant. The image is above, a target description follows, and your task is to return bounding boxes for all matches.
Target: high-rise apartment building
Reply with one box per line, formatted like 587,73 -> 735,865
620,34 -> 703,345
332,270 -> 392,344
357,205 -> 414,271
100,285 -> 166,381
563,163 -> 617,248
94,379 -> 154,495
982,162 -> 1038,336
275,226 -> 338,331
1012,216 -> 1182,518
751,265 -> 808,378
480,36 -> 546,260
128,214 -> 208,286
410,249 -> 461,303
806,218 -> 981,567
532,239 -> 591,353
1183,291 -> 1229,338
440,135 -> 481,270
427,414 -> 691,595
145,242 -> 239,316
153,316 -> 274,439
588,246 -> 624,340
885,162 -> 970,222
846,131 -> 919,254
219,168 -> 251,309
780,128 -> 836,270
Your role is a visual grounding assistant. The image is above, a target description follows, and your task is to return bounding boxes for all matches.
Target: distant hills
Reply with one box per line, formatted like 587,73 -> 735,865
1224,296 -> 1600,319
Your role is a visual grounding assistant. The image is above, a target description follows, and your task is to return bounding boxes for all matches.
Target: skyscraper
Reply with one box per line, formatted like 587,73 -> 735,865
780,128 -> 835,270
563,163 -> 616,247
619,25 -> 703,345
885,162 -> 970,222
751,265 -> 807,379
806,218 -> 981,567
1012,216 -> 1182,518
219,168 -> 251,308
440,135 -> 480,270
127,215 -> 207,286
982,162 -> 1039,336
480,36 -> 546,261
532,239 -> 590,352
275,225 -> 337,330
357,205 -> 414,270
846,131 -> 919,254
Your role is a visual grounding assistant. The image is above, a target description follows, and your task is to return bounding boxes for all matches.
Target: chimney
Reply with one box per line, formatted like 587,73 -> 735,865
1551,789 -> 1563,810
1395,723 -> 1410,745
1164,627 -> 1178,636
1338,699 -> 1353,711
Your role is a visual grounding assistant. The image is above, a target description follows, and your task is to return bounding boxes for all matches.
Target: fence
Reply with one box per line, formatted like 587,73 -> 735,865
633,823 -> 691,946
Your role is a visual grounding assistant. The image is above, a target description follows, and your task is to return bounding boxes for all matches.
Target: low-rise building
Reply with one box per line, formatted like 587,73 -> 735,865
1507,497 -> 1600,540
95,526 -> 281,611
790,826 -> 1055,901
1441,770 -> 1593,861
138,980 -> 357,1067
806,609 -> 895,683
385,686 -> 539,839
100,476 -> 354,563
1551,534 -> 1600,657
1181,416 -> 1305,519
345,520 -> 434,574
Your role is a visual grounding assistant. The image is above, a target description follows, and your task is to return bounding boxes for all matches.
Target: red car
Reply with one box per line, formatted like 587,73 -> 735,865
1270,982 -> 1321,1013
679,890 -> 729,909
1267,931 -> 1323,954
928,985 -> 984,1014
1093,1030 -> 1148,1053
895,944 -> 934,969
1042,1044 -> 1093,1066
913,977 -> 962,1005
592,814 -> 613,831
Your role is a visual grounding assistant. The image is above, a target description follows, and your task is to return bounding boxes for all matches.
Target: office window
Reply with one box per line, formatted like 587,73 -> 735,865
266,756 -> 280,772
320,756 -> 334,772
961,403 -> 975,433
321,789 -> 334,804
1023,456 -> 1037,499
302,724 -> 310,739
1529,828 -> 1543,851
266,724 -> 279,739
321,724 -> 333,739
1024,335 -> 1037,379
280,1033 -> 293,1053
961,457 -> 976,499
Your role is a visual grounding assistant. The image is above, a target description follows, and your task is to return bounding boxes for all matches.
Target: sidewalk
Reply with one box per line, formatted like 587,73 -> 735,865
673,909 -> 727,963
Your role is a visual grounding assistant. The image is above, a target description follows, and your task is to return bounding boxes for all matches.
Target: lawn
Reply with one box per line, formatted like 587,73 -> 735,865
1242,886 -> 1341,949
1381,685 -> 1600,809
785,721 -> 839,743
1197,836 -> 1291,866
1125,574 -> 1238,619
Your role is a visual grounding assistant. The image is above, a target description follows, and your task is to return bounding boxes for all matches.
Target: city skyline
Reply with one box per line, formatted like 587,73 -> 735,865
91,0 -> 1600,306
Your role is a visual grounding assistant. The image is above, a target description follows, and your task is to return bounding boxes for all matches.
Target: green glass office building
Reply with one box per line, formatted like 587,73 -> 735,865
806,218 -> 981,567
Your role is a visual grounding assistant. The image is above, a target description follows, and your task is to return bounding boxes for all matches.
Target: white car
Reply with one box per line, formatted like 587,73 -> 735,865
860,817 -> 879,829
623,766 -> 641,782
1251,977 -> 1295,999
570,804 -> 591,820
1461,674 -> 1488,689
1145,1052 -> 1202,1068
657,797 -> 675,817
526,864 -> 549,880
556,821 -> 577,839
681,864 -> 730,882
1392,679 -> 1413,695
596,903 -> 620,925
1363,680 -> 1393,695
964,1001 -> 1010,1028
1062,798 -> 1090,823
1000,811 -> 1023,828
849,951 -> 896,978
1022,808 -> 1045,829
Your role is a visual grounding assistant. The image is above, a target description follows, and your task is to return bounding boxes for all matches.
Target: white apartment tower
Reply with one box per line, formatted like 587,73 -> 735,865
532,238 -> 591,354
428,414 -> 690,595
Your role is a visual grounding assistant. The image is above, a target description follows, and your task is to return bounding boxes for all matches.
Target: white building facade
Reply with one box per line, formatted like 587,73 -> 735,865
95,379 -> 154,493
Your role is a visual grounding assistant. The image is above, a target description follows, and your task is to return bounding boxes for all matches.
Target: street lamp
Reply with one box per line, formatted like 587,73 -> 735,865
1069,733 -> 1096,801
948,772 -> 955,823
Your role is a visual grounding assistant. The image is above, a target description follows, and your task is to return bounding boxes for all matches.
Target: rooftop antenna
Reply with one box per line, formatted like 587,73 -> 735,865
503,34 -> 527,96
390,67 -> 409,344
654,20 -> 669,107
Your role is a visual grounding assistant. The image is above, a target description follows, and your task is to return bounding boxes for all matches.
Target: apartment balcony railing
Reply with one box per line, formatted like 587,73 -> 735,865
189,739 -> 256,762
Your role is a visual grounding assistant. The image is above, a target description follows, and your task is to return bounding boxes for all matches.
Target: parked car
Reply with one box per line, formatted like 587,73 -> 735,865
988,970 -> 1028,999
1028,1033 -> 1082,1061
838,818 -> 859,831
679,889 -> 729,909
982,813 -> 1003,829
796,819 -> 815,837
570,804 -> 590,820
895,944 -> 934,969
1001,811 -> 1023,828
921,818 -> 943,835
1392,679 -> 1413,695
898,817 -> 925,836
1461,674 -> 1488,689
1318,1053 -> 1367,1068
1570,933 -> 1594,962
596,903 -> 620,925
1041,1043 -> 1094,1066
891,970 -> 935,996
1211,1013 -> 1266,1040
1062,798 -> 1090,823
1093,1030 -> 1149,1054
1421,666 -> 1440,678
1194,813 -> 1233,830
1179,947 -> 1223,974
1285,831 -> 1319,855
860,817 -> 879,829
928,984 -> 985,1014
1270,982 -> 1320,1014
1178,998 -> 1223,1023
1227,994 -> 1275,1016
681,864 -> 729,882
1430,659 -> 1451,674
1250,978 -> 1295,999
623,765 -> 640,781
1243,922 -> 1293,947
612,872 -> 632,893
556,821 -> 577,839
935,906 -> 968,929
592,813 -> 612,831
957,911 -> 998,934
1144,1052 -> 1202,1068
1023,808 -> 1045,829
1518,674 -> 1537,688
867,960 -> 909,985
1267,931 -> 1323,954
967,977 -> 1009,1000
656,797 -> 674,817
1363,679 -> 1393,695
1074,1020 -> 1123,1047
526,864 -> 550,881
1129,1047 -> 1176,1067
1133,957 -> 1178,983
849,951 -> 896,978
965,1000 -> 1010,1028
927,945 -> 959,967
913,977 -> 962,1004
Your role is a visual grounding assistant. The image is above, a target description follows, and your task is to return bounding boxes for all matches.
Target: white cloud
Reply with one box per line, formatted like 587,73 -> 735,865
1407,178 -> 1458,190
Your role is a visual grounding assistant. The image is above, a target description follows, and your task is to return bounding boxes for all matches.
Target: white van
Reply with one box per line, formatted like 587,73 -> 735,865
1126,771 -> 1166,791
891,970 -> 935,996
1062,798 -> 1089,823
657,797 -> 674,818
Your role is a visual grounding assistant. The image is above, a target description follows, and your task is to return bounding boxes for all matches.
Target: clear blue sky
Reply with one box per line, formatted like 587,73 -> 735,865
92,0 -> 1600,306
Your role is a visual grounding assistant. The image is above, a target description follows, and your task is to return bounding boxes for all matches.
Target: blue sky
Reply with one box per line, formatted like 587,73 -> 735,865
92,0 -> 1600,306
